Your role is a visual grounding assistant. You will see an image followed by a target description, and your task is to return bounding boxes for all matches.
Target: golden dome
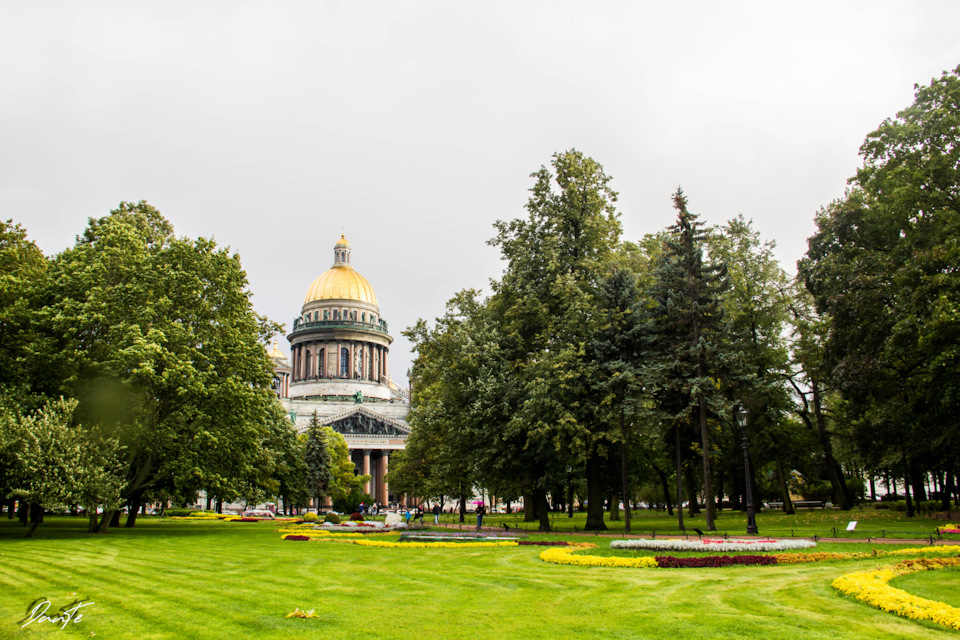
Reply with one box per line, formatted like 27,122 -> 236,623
335,234 -> 350,248
267,340 -> 285,360
304,264 -> 378,305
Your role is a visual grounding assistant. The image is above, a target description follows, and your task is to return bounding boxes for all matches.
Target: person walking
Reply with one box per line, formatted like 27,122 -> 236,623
415,504 -> 424,525
475,502 -> 486,530
432,503 -> 441,525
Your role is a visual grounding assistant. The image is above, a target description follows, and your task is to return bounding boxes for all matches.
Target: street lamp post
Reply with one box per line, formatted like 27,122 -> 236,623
736,406 -> 759,535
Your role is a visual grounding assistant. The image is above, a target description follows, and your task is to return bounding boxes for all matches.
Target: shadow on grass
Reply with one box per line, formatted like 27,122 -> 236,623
0,515 -> 271,542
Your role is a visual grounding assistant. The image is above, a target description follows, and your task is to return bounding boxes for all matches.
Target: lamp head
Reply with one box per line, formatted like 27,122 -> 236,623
735,406 -> 749,429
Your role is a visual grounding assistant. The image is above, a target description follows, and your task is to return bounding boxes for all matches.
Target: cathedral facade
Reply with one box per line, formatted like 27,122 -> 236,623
269,235 -> 410,507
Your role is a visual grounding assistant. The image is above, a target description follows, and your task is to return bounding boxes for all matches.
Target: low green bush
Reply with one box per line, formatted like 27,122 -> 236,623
164,508 -> 195,517
324,513 -> 340,524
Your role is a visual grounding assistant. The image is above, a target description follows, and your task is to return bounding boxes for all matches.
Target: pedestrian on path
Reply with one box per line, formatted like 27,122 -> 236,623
476,503 -> 486,530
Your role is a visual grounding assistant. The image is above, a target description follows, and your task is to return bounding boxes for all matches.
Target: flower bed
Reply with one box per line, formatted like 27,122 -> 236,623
397,531 -> 524,540
342,539 -> 520,549
278,529 -> 391,539
832,557 -> 960,630
540,544 -> 959,569
936,523 -> 960,534
655,554 -> 778,568
610,538 -> 816,553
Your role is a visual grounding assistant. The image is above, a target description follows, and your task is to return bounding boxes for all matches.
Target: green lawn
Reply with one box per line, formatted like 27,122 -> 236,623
440,506 -> 954,539
890,567 -> 960,609
0,515 -> 957,640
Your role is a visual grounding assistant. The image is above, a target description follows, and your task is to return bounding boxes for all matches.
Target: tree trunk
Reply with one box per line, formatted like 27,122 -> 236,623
522,477 -> 536,522
774,454 -> 796,515
25,503 -> 43,537
869,474 -> 877,502
125,489 -> 145,528
535,488 -> 551,532
98,509 -> 116,533
911,467 -> 927,503
609,493 -> 620,521
715,466 -> 724,511
5,498 -> 14,519
902,450 -> 914,517
684,465 -> 700,517
944,458 -> 955,511
811,382 -> 851,509
584,455 -> 607,531
653,465 -> 673,516
620,410 -> 632,533
18,500 -> 28,525
88,509 -> 99,533
674,423 -> 684,531
696,390 -> 715,530
458,493 -> 467,524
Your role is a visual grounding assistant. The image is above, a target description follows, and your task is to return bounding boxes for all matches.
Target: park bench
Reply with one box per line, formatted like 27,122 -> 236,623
766,500 -> 825,509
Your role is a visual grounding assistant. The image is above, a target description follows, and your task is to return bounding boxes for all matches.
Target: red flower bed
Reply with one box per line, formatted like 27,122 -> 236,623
231,517 -> 261,522
284,535 -> 311,541
517,541 -> 572,546
655,555 -> 778,568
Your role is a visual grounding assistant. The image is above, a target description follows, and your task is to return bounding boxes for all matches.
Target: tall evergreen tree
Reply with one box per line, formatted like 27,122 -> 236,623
304,411 -> 334,513
642,189 -> 732,531
590,268 -> 646,533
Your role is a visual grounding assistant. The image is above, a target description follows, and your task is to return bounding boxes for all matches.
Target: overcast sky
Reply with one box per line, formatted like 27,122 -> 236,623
3,2 -> 959,384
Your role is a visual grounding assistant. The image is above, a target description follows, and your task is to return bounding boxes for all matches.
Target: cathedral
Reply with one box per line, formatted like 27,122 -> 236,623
268,235 -> 410,507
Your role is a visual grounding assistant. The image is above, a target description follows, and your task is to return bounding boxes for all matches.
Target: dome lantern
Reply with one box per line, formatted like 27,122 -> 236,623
303,235 -> 378,306
334,234 -> 351,266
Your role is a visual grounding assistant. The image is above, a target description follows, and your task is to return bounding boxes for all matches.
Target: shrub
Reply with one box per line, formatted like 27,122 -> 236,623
164,508 -> 195,517
302,512 -> 319,523
323,513 -> 341,524
349,512 -> 364,522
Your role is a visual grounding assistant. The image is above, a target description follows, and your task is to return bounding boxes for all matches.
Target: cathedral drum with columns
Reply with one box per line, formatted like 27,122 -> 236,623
268,235 -> 411,508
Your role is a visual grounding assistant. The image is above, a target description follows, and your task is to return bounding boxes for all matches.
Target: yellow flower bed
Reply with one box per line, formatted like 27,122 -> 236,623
279,530 -> 390,539
343,539 -> 520,549
774,546 -> 959,565
539,544 -> 658,568
937,523 -> 960,534
832,557 -> 960,630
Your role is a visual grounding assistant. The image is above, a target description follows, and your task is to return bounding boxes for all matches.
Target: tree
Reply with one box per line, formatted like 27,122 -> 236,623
800,66 -> 960,514
0,397 -> 125,537
0,220 -> 47,400
304,412 -> 334,513
322,426 -> 368,507
35,202 -> 280,530
590,268 -> 646,533
489,149 -> 622,531
707,216 -> 800,515
642,189 -> 733,531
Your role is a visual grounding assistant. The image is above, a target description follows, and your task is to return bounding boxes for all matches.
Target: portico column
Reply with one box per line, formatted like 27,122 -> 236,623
362,450 -> 371,495
381,452 -> 389,504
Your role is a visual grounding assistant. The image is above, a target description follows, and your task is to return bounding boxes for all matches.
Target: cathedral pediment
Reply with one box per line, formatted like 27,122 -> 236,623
324,406 -> 411,437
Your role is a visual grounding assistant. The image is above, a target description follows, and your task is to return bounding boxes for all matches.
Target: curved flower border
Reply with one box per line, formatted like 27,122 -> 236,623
611,538 -> 816,553
832,557 -> 960,630
936,523 -> 960,534
539,544 -> 959,569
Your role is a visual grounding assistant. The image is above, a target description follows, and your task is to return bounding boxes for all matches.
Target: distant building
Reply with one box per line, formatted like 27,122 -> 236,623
268,235 -> 410,507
